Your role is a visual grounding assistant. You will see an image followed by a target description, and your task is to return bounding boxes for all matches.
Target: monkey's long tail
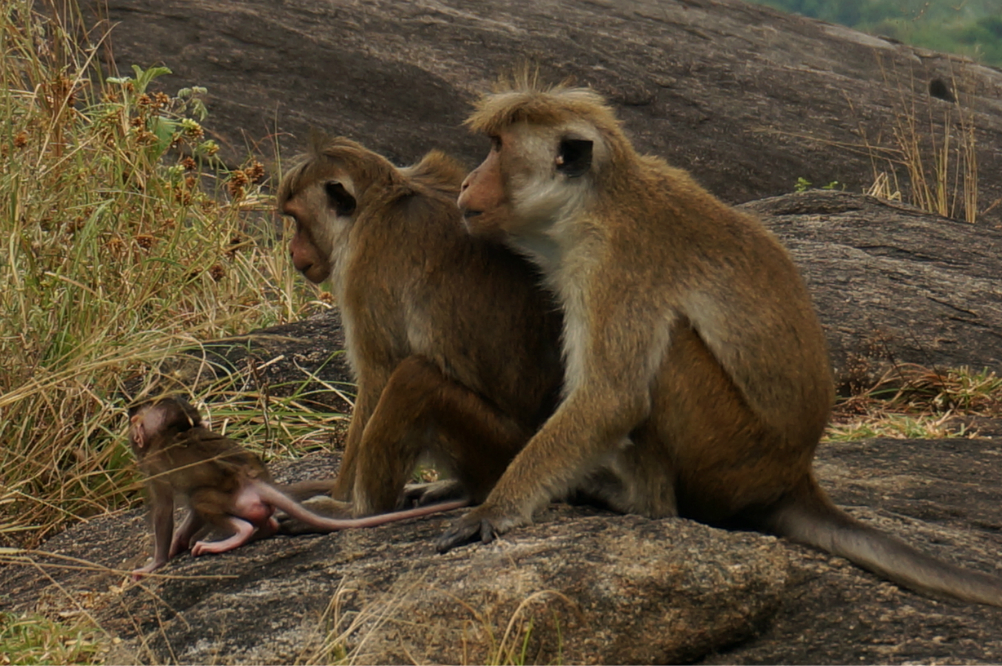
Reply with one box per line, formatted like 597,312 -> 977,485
259,481 -> 469,531
766,478 -> 1002,606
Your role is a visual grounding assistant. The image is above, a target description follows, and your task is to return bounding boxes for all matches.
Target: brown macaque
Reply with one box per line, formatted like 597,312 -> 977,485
128,396 -> 467,579
276,137 -> 563,524
445,75 -> 1002,606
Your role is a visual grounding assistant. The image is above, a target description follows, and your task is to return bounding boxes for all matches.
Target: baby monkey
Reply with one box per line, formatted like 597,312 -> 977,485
128,396 -> 466,579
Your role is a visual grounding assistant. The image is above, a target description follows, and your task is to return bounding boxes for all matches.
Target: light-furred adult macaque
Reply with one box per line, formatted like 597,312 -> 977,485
276,136 -> 563,523
446,76 -> 1002,606
128,396 -> 466,579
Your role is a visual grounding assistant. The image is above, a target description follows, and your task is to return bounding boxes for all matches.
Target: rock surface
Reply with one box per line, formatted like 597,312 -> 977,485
82,0 -> 1002,225
2,436 -> 1002,664
743,191 -> 1002,387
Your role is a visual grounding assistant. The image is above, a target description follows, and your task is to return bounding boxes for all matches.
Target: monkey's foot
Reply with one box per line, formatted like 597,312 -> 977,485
191,517 -> 254,555
436,505 -> 523,553
131,559 -> 166,581
191,537 -> 241,556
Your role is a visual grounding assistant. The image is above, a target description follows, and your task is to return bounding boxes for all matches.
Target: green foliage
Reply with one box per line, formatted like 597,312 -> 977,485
794,177 -> 842,192
902,15 -> 1002,65
748,0 -> 1002,66
0,612 -> 102,665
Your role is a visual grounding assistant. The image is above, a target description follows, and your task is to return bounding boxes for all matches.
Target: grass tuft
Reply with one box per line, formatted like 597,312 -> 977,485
0,0 -> 329,549
858,62 -> 979,223
827,365 -> 1002,440
0,611 -> 104,665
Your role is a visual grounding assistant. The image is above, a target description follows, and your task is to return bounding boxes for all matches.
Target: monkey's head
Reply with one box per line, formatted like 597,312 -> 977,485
458,79 -> 631,249
128,396 -> 202,453
278,136 -> 398,285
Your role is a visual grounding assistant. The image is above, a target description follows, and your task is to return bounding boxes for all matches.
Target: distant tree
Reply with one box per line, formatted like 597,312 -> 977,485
745,0 -> 1001,66
977,15 -> 1002,39
832,0 -> 862,25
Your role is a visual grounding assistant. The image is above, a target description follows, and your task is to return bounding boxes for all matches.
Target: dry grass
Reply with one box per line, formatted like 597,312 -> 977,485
856,61 -> 980,223
770,58 -> 984,223
298,577 -> 570,666
826,365 -> 1002,441
0,0 -> 338,550
0,1 -> 349,660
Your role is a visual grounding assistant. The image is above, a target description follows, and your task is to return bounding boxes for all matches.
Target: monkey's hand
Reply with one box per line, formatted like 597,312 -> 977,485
436,504 -> 526,553
403,479 -> 465,507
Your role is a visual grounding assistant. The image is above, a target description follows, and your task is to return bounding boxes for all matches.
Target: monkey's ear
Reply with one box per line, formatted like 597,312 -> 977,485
131,415 -> 147,449
324,181 -> 357,216
556,138 -> 593,178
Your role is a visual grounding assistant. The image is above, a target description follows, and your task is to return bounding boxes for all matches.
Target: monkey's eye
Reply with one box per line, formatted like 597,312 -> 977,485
324,181 -> 357,217
555,138 -> 594,178
489,135 -> 502,151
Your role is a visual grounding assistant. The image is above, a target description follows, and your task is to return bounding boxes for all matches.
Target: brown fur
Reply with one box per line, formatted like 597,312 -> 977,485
442,78 -> 1002,606
276,136 -> 563,521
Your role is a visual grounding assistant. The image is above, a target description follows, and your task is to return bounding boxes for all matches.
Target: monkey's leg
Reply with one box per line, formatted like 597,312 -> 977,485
562,430 -> 677,518
132,482 -> 175,580
190,516 -> 256,556
354,355 -> 526,515
601,430 -> 678,517
185,487 -> 257,556
168,509 -> 206,558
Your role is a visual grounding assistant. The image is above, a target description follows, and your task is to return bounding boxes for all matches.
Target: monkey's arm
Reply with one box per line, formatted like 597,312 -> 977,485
132,481 -> 175,579
330,370 -> 388,501
437,286 -> 668,552
437,379 -> 650,551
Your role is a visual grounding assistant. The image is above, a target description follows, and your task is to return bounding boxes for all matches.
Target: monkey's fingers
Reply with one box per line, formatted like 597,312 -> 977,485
436,511 -> 499,553
403,479 -> 465,507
